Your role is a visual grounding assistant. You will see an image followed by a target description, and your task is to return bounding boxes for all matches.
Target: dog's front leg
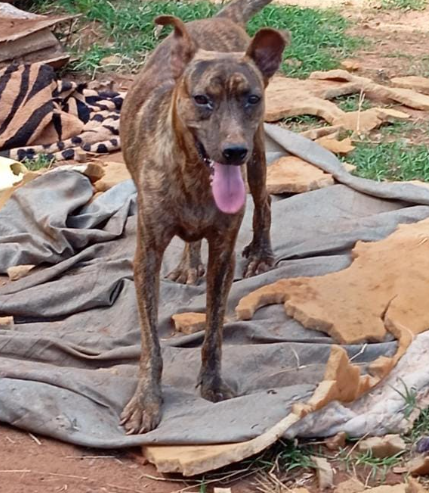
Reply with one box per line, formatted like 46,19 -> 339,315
198,231 -> 238,401
243,125 -> 275,278
121,216 -> 170,434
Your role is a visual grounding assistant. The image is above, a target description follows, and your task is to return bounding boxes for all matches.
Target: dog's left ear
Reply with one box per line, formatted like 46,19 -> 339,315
246,28 -> 289,81
155,16 -> 197,79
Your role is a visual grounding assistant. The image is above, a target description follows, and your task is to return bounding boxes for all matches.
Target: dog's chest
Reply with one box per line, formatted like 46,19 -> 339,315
174,202 -> 219,242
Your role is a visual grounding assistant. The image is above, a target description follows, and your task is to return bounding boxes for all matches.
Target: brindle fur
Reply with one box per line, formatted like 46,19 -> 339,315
120,0 -> 288,433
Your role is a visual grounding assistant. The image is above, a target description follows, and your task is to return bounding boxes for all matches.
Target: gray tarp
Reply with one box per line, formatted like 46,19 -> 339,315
1,123 -> 429,450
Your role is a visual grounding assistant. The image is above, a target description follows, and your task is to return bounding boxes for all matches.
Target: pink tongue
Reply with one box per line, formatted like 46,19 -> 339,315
211,162 -> 246,214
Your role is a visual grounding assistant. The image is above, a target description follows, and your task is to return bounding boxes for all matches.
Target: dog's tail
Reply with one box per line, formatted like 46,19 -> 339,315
216,0 -> 274,25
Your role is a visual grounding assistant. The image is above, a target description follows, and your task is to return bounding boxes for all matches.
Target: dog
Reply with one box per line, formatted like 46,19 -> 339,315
119,0 -> 289,434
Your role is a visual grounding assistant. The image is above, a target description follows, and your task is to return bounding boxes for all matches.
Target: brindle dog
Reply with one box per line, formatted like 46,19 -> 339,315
120,0 -> 288,434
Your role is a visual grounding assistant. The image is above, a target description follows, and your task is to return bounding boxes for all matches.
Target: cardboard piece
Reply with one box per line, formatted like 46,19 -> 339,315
143,412 -> 301,476
236,217 -> 429,382
0,316 -> 13,329
7,264 -> 35,281
264,72 -> 420,137
172,312 -> 206,334
315,136 -> 355,154
311,70 -> 429,111
0,3 -> 76,68
391,76 -> 429,96
93,161 -> 131,192
266,156 -> 334,194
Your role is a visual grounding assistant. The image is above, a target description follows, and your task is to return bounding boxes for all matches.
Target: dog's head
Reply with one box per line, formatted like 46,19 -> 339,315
156,15 -> 289,214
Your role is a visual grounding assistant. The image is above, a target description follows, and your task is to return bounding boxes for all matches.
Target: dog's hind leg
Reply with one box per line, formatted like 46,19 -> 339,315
243,124 -> 275,278
198,229 -> 239,401
120,214 -> 172,434
167,240 -> 205,285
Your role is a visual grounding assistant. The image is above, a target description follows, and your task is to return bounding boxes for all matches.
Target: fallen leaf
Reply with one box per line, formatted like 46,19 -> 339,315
335,478 -> 365,493
312,456 -> 334,490
341,60 -> 360,72
99,55 -> 122,66
325,432 -> 347,451
358,435 -> 407,458
406,455 -> 429,476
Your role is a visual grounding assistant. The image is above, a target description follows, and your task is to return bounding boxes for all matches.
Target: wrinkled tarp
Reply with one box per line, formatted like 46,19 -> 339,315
1,123 -> 429,452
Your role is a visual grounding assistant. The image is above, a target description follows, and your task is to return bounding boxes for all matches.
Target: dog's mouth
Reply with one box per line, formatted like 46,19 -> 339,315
196,141 -> 246,215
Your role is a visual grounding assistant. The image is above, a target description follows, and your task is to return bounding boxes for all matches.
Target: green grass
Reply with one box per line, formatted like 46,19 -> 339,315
381,120 -> 415,136
254,439 -> 315,472
23,154 -> 54,171
277,440 -> 315,472
383,52 -> 429,78
335,93 -> 373,112
38,0 -> 359,78
345,141 -> 429,182
281,114 -> 327,133
392,378 -> 419,420
381,0 -> 427,10
409,406 -> 429,443
354,450 -> 405,482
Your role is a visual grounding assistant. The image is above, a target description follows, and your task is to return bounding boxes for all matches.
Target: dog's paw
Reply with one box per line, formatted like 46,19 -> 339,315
167,263 -> 205,285
242,243 -> 274,278
199,376 -> 235,403
120,389 -> 162,435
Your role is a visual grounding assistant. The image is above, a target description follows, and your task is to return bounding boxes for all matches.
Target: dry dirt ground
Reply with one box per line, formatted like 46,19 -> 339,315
2,2 -> 429,493
280,0 -> 429,80
0,425 -> 260,493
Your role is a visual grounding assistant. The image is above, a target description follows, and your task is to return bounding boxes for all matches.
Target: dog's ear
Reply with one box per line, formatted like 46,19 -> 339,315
155,16 -> 197,79
246,28 -> 289,81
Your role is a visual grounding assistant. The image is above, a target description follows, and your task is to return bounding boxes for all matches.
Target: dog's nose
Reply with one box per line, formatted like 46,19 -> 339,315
222,145 -> 248,164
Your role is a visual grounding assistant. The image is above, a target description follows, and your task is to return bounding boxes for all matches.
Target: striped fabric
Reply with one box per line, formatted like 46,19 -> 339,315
0,63 -> 124,163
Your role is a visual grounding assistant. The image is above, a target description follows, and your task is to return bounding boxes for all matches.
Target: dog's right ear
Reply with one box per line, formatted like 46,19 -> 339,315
155,16 -> 197,79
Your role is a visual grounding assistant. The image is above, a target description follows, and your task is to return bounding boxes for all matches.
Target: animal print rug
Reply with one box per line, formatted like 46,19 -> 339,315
0,63 -> 124,163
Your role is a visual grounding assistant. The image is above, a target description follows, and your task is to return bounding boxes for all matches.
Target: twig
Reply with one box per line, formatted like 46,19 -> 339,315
28,433 -> 42,446
345,433 -> 369,461
171,484 -> 200,493
356,88 -> 366,137
140,474 -> 185,483
364,469 -> 372,489
0,470 -> 31,473
48,472 -> 88,480
254,471 -> 292,493
290,346 -> 303,370
143,465 -> 254,493
106,484 -> 147,493
267,364 -> 318,378
349,343 -> 367,362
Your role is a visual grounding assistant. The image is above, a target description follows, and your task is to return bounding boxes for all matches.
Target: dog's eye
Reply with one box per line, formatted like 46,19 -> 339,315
247,95 -> 261,105
194,95 -> 210,106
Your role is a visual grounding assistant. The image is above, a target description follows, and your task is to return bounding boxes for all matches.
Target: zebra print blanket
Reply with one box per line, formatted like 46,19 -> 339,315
0,63 -> 124,163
